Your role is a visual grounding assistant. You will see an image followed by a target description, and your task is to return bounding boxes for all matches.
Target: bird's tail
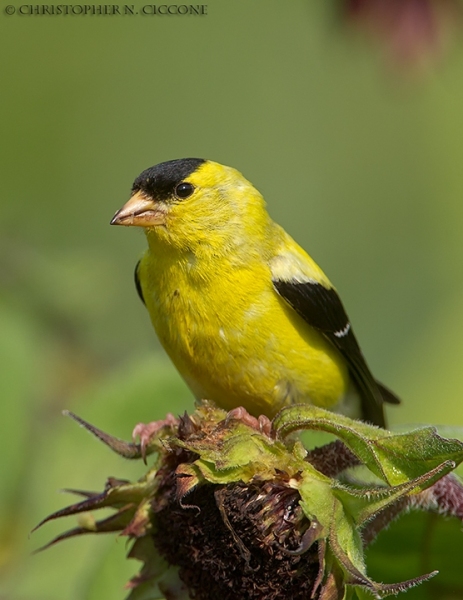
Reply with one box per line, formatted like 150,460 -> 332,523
376,381 -> 401,406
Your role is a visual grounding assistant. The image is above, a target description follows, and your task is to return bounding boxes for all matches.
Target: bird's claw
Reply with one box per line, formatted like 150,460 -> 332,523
132,413 -> 178,462
226,406 -> 273,437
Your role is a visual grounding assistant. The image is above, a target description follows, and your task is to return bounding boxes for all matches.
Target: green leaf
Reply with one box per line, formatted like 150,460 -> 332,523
274,405 -> 463,486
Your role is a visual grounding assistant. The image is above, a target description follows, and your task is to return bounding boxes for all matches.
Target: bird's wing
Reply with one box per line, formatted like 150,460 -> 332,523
134,260 -> 146,305
271,249 -> 399,427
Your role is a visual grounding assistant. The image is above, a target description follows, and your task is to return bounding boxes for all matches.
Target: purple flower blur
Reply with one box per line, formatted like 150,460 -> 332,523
345,0 -> 461,67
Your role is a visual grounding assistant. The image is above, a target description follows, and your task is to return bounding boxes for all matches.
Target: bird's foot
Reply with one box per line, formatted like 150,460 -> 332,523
132,413 -> 178,462
226,406 -> 273,437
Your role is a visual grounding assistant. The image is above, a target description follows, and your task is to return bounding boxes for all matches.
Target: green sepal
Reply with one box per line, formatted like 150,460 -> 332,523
274,405 -> 463,486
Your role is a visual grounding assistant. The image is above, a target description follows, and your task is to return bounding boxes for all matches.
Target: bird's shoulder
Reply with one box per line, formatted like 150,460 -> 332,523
269,224 -> 348,337
269,224 -> 331,288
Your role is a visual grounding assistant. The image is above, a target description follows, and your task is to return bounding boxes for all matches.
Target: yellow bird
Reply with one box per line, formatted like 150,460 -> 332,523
111,159 -> 399,427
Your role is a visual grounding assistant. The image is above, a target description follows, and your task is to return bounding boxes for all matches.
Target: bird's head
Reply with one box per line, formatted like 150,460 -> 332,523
111,158 -> 269,253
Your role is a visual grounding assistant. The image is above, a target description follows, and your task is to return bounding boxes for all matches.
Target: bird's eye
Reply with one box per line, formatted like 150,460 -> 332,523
175,182 -> 195,199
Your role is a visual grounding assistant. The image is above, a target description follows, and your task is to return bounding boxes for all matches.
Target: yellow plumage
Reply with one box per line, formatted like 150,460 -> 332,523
111,159 -> 399,426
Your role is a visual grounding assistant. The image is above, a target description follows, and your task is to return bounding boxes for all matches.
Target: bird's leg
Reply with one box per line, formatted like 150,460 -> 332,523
225,406 -> 273,437
132,413 -> 179,461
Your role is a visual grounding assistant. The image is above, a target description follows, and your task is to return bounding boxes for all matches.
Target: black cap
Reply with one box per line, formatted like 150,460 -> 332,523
132,158 -> 205,201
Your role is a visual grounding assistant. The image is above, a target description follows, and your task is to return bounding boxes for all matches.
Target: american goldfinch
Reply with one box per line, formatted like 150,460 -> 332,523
111,158 -> 399,427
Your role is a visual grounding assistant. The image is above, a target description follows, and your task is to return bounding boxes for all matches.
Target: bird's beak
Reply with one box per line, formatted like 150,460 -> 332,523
110,190 -> 166,227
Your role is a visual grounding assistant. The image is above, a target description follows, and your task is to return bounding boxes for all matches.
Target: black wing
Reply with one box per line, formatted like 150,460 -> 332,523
134,260 -> 146,306
273,278 -> 400,427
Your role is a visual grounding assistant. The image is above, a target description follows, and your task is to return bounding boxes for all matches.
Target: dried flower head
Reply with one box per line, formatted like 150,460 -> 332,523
35,402 -> 463,599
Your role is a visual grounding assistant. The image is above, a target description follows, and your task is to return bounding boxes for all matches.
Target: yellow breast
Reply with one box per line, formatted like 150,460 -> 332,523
138,248 -> 349,418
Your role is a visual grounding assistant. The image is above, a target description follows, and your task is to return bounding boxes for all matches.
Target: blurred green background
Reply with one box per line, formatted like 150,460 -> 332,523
2,0 -> 463,598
